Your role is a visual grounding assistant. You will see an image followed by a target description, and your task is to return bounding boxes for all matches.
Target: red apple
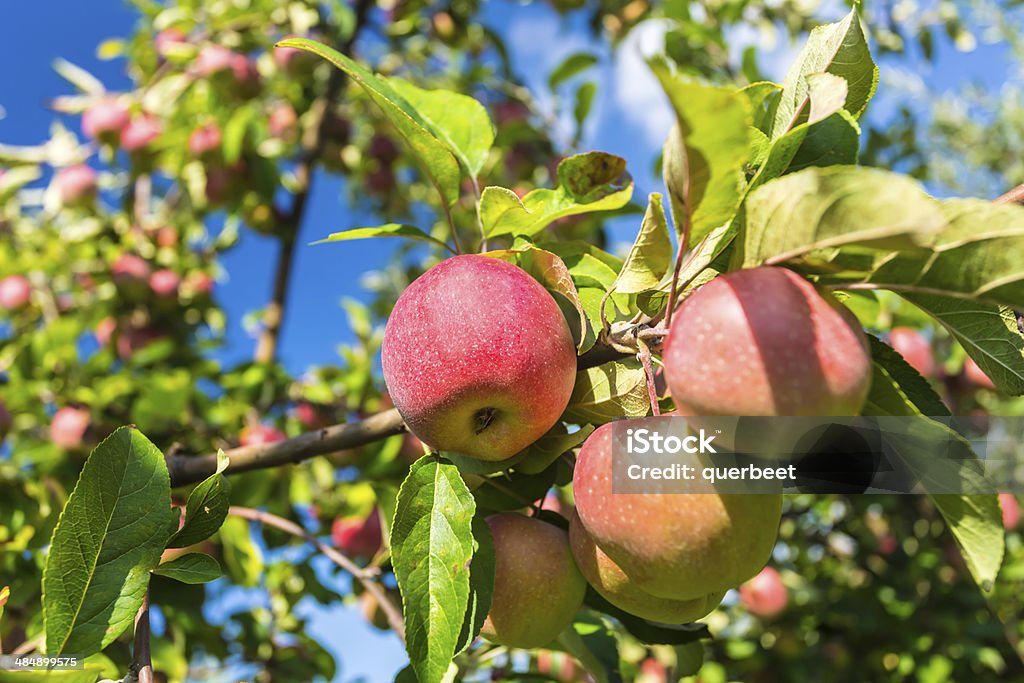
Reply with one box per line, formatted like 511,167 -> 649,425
637,658 -> 667,683
189,123 -> 222,157
365,167 -> 395,195
82,98 -> 130,142
111,254 -> 151,285
481,513 -> 585,648
50,406 -> 90,449
739,566 -> 788,617
572,423 -> 781,601
53,165 -> 97,205
964,357 -> 997,390
569,510 -> 723,623
149,269 -> 180,298
0,275 -> 31,310
268,103 -> 298,140
240,424 -> 286,447
116,326 -> 163,360
95,317 -> 117,347
229,54 -> 260,92
889,327 -> 934,377
155,28 -> 187,57
331,509 -> 383,559
381,255 -> 577,461
192,44 -> 234,76
664,267 -> 871,416
368,134 -> 399,165
1001,493 -> 1020,530
294,401 -> 330,430
120,114 -> 163,151
878,534 -> 898,556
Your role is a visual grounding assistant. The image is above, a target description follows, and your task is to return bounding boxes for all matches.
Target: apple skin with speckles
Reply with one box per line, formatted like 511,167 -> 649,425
569,510 -> 723,623
381,255 -> 577,461
664,267 -> 871,417
572,423 -> 781,601
480,513 -> 586,648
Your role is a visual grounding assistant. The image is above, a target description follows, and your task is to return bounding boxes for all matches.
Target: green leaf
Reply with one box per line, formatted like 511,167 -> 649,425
167,452 -> 231,549
653,66 -> 750,249
786,110 -> 860,173
516,424 -> 595,475
549,52 -> 598,89
556,614 -> 621,683
219,515 -> 263,588
480,187 -> 530,234
487,153 -> 633,238
131,369 -> 191,433
564,359 -> 650,424
391,456 -> 476,683
43,428 -> 176,656
154,552 -> 223,584
866,335 -> 949,417
573,82 -> 598,139
742,167 -> 945,267
859,200 -> 1024,310
314,223 -> 451,251
613,193 -> 672,294
902,294 -> 1024,395
455,517 -> 495,655
388,79 -> 495,177
223,105 -> 255,165
739,81 -> 782,132
864,341 -> 1004,590
771,9 -> 877,136
278,38 -> 461,206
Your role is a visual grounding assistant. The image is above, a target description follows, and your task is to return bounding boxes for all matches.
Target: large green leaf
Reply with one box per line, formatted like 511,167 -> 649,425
43,428 -> 177,656
391,456 -> 476,683
219,515 -> 263,588
564,359 -> 650,424
653,62 -> 751,248
742,167 -> 945,267
454,517 -> 495,655
153,553 -> 223,584
314,223 -> 451,251
168,450 -> 231,549
278,38 -> 461,206
859,200 -> 1024,310
486,153 -> 633,238
902,294 -> 1024,395
516,424 -> 595,475
389,78 -> 495,178
613,193 -> 672,294
771,9 -> 877,136
549,51 -> 599,89
864,340 -> 1004,590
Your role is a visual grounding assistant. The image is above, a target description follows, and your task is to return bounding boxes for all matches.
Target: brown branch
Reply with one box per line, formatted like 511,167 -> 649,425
229,505 -> 406,642
127,592 -> 154,683
254,0 -> 375,364
994,184 -> 1024,205
168,346 -> 631,487
167,407 -> 407,487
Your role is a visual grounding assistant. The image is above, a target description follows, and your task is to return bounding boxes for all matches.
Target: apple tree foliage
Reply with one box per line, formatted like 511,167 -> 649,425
1,0 -> 1024,682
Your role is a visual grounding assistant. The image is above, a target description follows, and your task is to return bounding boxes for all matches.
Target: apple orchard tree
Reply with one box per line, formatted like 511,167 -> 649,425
2,1 -> 1024,682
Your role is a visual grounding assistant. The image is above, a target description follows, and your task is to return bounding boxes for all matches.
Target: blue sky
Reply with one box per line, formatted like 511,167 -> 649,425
1,2 -> 1018,681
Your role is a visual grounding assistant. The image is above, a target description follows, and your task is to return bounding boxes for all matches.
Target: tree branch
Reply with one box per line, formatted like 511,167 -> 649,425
126,592 -> 153,683
167,407 -> 407,487
167,344 -> 633,487
254,0 -> 375,364
994,183 -> 1024,205
229,505 -> 406,642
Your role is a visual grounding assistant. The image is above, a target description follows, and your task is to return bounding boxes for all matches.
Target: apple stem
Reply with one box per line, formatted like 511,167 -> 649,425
637,338 -> 661,417
474,407 -> 498,434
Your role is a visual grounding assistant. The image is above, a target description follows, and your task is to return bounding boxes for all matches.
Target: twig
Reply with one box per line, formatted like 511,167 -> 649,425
994,184 -> 1024,205
167,349 -> 631,487
11,635 -> 42,656
637,338 -> 660,417
229,506 -> 406,641
254,0 -> 374,364
472,175 -> 486,252
127,592 -> 154,683
166,408 -> 407,487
